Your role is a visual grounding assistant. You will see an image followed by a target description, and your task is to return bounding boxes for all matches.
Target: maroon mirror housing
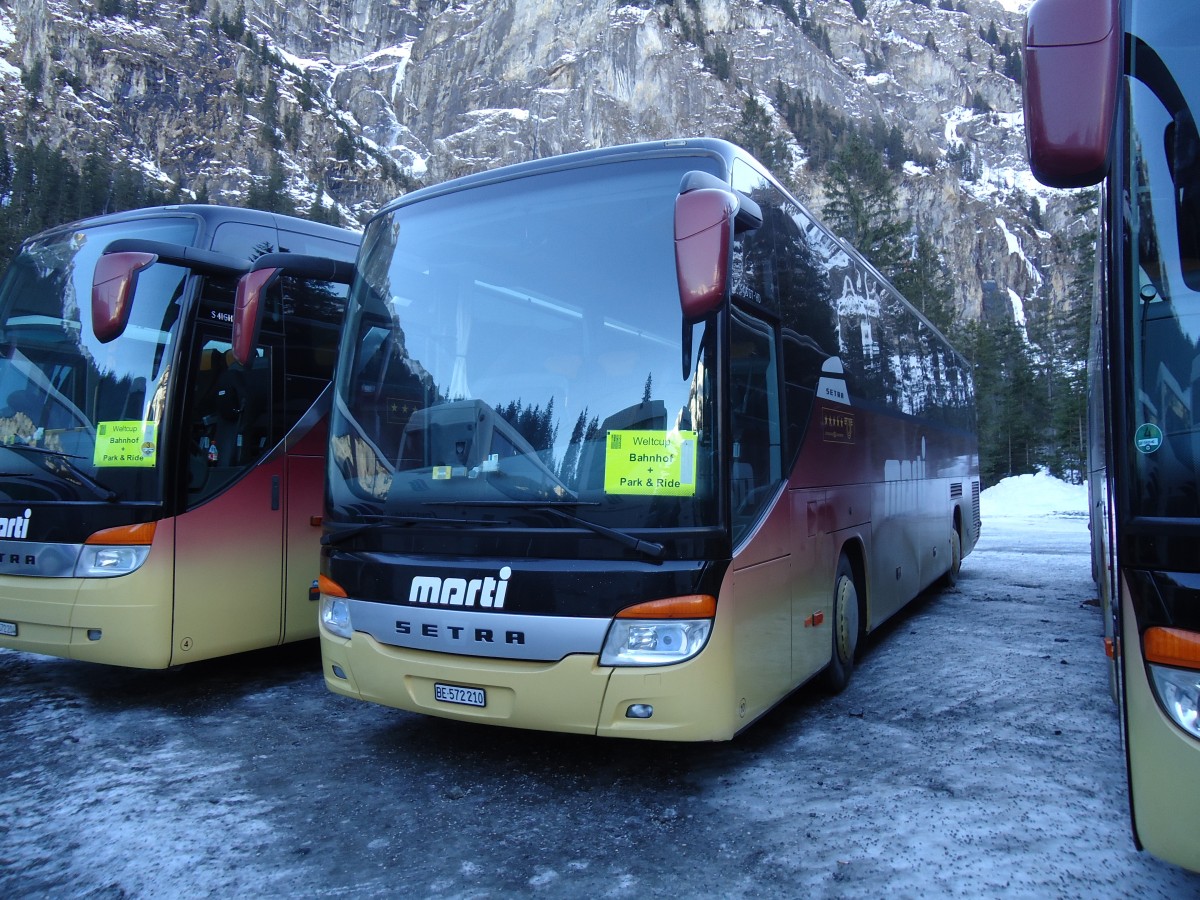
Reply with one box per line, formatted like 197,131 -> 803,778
232,266 -> 281,368
675,186 -> 737,321
1023,0 -> 1121,188
92,251 -> 158,343
232,253 -> 354,367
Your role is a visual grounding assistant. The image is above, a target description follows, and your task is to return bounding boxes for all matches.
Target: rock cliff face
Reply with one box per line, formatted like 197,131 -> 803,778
0,0 -> 1084,333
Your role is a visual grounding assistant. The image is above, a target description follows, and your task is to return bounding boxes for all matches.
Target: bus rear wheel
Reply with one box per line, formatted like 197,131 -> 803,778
822,554 -> 860,693
940,525 -> 962,588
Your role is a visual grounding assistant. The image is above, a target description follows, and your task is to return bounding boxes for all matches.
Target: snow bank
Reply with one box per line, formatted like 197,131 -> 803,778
980,470 -> 1088,519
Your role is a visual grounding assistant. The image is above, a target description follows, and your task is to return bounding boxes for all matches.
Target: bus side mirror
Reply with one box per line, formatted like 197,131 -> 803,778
232,253 -> 355,367
1023,0 -> 1120,188
676,185 -> 736,379
675,186 -> 737,321
232,267 -> 282,368
92,251 -> 158,343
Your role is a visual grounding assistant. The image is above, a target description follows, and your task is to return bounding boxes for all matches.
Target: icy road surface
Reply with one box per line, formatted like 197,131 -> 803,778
2,478 -> 1199,897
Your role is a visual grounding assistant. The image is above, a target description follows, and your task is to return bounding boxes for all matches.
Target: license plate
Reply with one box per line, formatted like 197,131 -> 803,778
0,621 -> 16,637
434,683 -> 486,707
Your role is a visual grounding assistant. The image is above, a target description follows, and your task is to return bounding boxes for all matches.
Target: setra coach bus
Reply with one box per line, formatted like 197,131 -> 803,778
237,138 -> 980,740
1025,0 -> 1200,871
0,204 -> 358,668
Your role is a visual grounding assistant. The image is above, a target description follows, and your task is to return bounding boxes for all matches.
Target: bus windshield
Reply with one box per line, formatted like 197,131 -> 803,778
0,218 -> 195,505
330,156 -> 720,537
1126,1 -> 1200,519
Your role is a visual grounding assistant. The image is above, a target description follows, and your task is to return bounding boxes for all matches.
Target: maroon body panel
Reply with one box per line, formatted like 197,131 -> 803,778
1024,0 -> 1121,188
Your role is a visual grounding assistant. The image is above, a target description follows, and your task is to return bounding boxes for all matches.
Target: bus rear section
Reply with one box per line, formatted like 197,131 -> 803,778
0,205 -> 358,668
312,139 -> 978,740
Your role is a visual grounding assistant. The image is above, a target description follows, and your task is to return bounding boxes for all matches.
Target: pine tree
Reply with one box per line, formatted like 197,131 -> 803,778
247,152 -> 295,216
0,140 -> 168,270
260,78 -> 281,148
0,125 -> 11,198
1044,191 -> 1098,482
1003,49 -> 1023,83
703,44 -> 732,81
729,96 -> 788,170
822,134 -> 909,278
960,316 -> 1042,486
557,408 -> 599,487
892,232 -> 956,337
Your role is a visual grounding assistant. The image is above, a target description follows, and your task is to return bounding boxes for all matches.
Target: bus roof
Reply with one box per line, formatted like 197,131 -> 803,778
24,204 -> 360,257
374,138 -> 747,220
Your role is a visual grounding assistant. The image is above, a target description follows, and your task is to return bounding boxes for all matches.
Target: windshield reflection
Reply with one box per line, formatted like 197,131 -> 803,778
0,218 -> 194,504
1128,7 -> 1200,517
331,157 -> 719,532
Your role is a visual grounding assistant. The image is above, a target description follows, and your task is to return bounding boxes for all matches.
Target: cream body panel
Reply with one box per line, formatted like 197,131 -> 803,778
0,520 -> 176,668
172,462 -> 284,663
323,613 -> 748,742
282,453 -> 323,643
322,631 -> 610,735
1121,578 -> 1200,872
791,488 -> 835,683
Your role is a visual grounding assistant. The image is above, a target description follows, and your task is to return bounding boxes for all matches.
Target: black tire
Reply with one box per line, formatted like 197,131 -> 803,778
939,525 -> 962,588
822,554 -> 860,693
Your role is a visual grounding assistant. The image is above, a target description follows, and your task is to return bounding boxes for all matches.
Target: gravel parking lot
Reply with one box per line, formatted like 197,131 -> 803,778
2,481 -> 1198,898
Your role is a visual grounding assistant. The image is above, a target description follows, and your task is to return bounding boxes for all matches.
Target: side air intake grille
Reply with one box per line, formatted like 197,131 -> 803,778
971,481 -> 982,531
950,482 -> 963,499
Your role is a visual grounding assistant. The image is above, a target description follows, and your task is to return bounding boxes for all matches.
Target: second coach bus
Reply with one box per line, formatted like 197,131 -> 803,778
1025,0 -> 1200,871
0,204 -> 358,668
242,138 -> 979,740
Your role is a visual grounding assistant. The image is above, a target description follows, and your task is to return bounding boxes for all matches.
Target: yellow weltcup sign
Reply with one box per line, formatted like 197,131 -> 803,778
603,429 -> 697,496
93,421 -> 158,468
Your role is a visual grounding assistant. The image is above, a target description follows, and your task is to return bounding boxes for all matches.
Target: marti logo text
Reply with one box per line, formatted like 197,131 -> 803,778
408,566 -> 512,608
0,509 -> 32,540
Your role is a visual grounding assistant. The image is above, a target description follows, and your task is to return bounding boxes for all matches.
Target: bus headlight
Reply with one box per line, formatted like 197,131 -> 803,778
600,618 -> 711,666
320,596 -> 353,639
1144,627 -> 1200,738
600,595 -> 716,667
1149,664 -> 1200,738
73,545 -> 151,577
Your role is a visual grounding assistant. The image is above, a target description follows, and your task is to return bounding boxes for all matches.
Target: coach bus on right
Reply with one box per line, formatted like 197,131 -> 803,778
1025,0 -> 1200,871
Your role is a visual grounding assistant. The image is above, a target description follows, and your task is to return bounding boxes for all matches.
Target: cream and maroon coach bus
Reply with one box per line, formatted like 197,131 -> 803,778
240,138 -> 979,740
0,204 -> 357,667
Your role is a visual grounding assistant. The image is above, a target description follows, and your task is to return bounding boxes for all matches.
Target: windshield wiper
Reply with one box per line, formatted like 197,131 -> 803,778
1,443 -> 118,502
322,513 -> 499,546
426,500 -> 666,561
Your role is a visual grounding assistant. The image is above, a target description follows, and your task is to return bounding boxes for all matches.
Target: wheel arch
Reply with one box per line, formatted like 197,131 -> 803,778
836,534 -> 869,635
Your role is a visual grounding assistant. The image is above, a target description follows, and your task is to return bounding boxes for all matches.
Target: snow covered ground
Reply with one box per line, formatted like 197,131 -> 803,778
2,473 -> 1198,897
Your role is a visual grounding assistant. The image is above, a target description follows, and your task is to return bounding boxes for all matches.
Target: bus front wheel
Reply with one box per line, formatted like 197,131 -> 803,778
823,554 -> 860,693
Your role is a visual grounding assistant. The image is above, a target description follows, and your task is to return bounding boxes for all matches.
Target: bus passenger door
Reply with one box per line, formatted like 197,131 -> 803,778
278,272 -> 350,643
279,373 -> 329,645
171,333 -> 285,663
728,306 -> 792,714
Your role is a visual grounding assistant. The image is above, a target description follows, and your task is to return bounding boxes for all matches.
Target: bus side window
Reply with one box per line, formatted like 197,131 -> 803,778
281,275 -> 350,427
782,329 -> 825,462
730,306 -> 782,540
186,337 -> 275,505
